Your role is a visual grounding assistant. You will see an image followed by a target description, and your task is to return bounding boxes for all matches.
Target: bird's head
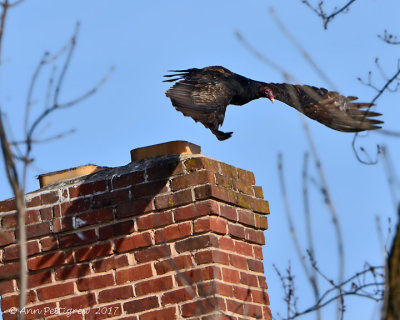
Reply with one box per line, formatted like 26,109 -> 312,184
259,87 -> 275,103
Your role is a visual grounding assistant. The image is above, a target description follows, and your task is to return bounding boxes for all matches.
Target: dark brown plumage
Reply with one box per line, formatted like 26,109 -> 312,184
164,66 -> 383,140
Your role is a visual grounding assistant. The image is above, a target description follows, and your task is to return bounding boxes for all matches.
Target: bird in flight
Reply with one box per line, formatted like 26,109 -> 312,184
164,66 -> 383,140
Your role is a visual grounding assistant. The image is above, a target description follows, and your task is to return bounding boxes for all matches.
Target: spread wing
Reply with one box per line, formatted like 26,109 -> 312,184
268,83 -> 383,132
164,69 -> 235,140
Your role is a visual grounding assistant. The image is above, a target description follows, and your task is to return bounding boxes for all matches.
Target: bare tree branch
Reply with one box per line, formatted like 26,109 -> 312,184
378,30 -> 400,45
301,0 -> 357,29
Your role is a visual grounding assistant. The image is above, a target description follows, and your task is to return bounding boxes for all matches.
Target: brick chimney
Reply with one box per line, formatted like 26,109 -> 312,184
0,141 -> 271,320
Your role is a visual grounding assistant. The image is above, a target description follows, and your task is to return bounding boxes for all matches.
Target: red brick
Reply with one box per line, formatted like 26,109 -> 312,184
222,267 -> 240,284
92,189 -> 130,209
264,306 -> 272,320
40,236 -> 58,251
78,273 -> 115,291
28,251 -> 65,270
155,221 -> 192,243
131,180 -> 169,198
99,220 -> 134,240
93,255 -> 129,273
161,287 -> 194,305
194,184 -> 235,205
55,263 -> 91,280
25,209 -> 40,224
75,242 -> 113,262
155,189 -> 192,210
181,297 -> 225,317
23,221 -> 50,239
240,272 -> 258,287
201,314 -> 235,320
59,229 -> 97,248
74,208 -> 114,229
1,291 -> 35,312
146,160 -> 184,180
0,262 -> 20,280
184,157 -> 219,173
57,198 -> 91,216
244,303 -> 263,318
176,266 -> 222,286
245,229 -> 265,245
226,299 -> 244,315
0,280 -> 14,295
69,180 -> 108,198
218,237 -> 234,251
39,207 -> 53,221
98,285 -> 133,303
229,254 -> 248,270
195,250 -> 229,266
198,281 -> 233,298
135,244 -> 171,263
234,241 -> 253,257
59,292 -> 96,310
111,171 -> 145,190
170,171 -> 212,191
155,255 -> 194,275
174,200 -> 219,221
116,198 -> 154,218
37,282 -> 74,300
255,214 -> 268,230
219,163 -> 238,179
26,195 -> 41,208
123,296 -> 159,314
235,179 -> 254,196
4,241 -> 40,261
247,259 -> 264,273
115,232 -> 152,252
228,223 -> 245,239
232,286 -> 251,301
253,186 -> 264,199
41,191 -> 59,205
253,246 -> 263,260
237,209 -> 255,227
1,294 -> 18,312
116,263 -> 153,284
84,303 -> 122,320
24,270 -> 52,288
194,216 -> 227,235
1,214 -> 17,228
136,211 -> 173,230
258,275 -> 268,289
251,289 -> 270,305
175,234 -> 219,253
136,275 -> 173,296
215,172 -> 235,189
252,199 -> 270,214
237,168 -> 255,185
0,198 -> 15,213
0,231 -> 15,246
140,306 -> 177,320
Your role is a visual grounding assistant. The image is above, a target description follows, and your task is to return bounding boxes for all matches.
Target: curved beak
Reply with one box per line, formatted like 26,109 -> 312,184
269,97 -> 275,103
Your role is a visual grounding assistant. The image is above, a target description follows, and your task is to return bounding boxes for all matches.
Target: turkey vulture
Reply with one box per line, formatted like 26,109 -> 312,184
164,66 -> 383,140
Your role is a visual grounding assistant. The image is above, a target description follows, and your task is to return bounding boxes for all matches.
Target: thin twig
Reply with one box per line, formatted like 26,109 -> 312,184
278,154 -> 311,277
301,0 -> 357,29
0,109 -> 27,320
302,152 -> 321,320
352,67 -> 400,165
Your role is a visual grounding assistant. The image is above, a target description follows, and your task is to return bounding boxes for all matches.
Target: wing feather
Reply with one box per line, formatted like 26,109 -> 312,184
165,69 -> 234,140
268,83 -> 383,132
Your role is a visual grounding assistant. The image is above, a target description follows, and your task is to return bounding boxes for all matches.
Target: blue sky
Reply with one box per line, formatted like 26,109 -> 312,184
1,1 -> 400,319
